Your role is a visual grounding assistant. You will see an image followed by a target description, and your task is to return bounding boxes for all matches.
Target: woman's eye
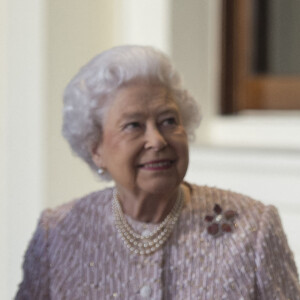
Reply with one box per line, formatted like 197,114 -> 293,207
124,122 -> 141,130
162,117 -> 177,126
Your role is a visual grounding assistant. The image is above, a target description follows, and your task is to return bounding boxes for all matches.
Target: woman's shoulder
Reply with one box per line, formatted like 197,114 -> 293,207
186,183 -> 285,250
39,187 -> 114,229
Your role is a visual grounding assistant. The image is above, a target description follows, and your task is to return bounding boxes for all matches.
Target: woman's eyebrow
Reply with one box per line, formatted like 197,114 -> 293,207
119,111 -> 146,120
158,107 -> 179,116
119,105 -> 179,120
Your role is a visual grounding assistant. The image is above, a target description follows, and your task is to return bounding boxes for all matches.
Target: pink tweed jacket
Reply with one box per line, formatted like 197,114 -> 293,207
16,184 -> 300,299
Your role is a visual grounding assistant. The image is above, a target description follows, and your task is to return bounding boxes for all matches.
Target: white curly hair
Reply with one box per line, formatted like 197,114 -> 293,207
62,45 -> 201,180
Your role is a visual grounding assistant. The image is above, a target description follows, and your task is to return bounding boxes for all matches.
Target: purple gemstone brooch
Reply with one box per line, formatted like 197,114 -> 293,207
205,204 -> 238,236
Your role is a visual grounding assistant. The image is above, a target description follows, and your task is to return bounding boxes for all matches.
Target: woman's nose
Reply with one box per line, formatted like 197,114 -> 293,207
144,126 -> 167,151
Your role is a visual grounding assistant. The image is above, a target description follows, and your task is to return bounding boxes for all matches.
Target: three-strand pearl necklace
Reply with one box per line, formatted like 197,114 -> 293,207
112,187 -> 184,256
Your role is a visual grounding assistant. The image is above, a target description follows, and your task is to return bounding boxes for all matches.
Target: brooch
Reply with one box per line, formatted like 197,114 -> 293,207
205,204 -> 238,236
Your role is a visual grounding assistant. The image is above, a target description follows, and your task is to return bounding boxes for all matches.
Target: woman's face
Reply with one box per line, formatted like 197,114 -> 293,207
92,82 -> 189,196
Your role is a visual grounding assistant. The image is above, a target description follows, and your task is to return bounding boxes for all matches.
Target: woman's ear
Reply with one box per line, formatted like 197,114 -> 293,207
91,142 -> 106,169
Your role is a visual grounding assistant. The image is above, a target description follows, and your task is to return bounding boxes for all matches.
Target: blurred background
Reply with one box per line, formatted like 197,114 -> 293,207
1,0 -> 300,298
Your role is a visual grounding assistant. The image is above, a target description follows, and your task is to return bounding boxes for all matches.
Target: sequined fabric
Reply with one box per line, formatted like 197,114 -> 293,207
15,184 -> 300,299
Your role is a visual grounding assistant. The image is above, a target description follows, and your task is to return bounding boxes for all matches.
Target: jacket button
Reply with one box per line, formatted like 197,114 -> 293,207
140,285 -> 152,297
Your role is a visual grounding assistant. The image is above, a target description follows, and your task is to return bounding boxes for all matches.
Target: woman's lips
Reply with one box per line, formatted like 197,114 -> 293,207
138,160 -> 175,170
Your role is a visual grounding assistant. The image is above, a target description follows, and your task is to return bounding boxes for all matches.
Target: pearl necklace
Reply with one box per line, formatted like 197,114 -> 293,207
112,187 -> 183,256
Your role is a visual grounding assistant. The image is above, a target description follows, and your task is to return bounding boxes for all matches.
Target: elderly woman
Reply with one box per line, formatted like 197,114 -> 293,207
16,45 -> 300,299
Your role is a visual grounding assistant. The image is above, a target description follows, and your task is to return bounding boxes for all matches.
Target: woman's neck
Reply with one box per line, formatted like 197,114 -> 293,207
115,185 -> 182,223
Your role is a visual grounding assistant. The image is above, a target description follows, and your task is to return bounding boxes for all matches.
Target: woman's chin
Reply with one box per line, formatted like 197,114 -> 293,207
137,177 -> 182,195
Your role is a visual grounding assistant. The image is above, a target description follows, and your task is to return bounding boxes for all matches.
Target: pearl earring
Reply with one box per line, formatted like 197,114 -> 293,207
97,168 -> 104,175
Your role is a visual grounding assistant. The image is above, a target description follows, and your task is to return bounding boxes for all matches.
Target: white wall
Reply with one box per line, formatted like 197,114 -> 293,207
170,0 -> 221,142
0,0 -> 8,296
1,0 -> 299,298
1,0 -> 46,298
116,0 -> 171,52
